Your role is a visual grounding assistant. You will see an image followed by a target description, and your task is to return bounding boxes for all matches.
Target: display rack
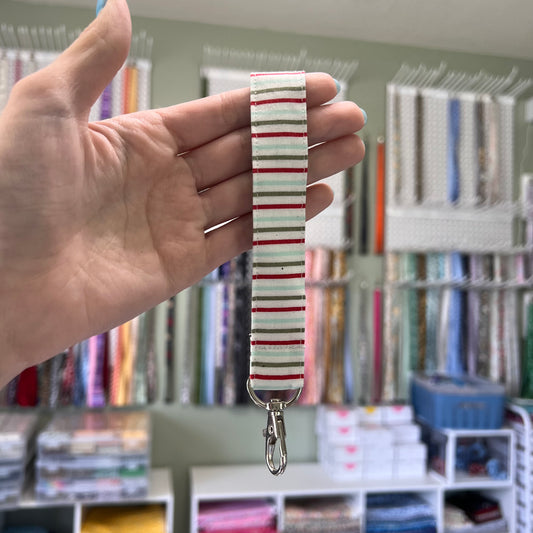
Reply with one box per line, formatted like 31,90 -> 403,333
190,462 -> 515,533
0,468 -> 174,533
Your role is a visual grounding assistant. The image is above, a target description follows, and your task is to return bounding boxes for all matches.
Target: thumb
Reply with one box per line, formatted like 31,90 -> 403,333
51,0 -> 132,116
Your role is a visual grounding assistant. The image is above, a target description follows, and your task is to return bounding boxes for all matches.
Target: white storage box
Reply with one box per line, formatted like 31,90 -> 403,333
358,424 -> 394,447
358,406 -> 383,424
382,405 -> 414,425
363,460 -> 394,480
389,423 -> 422,444
316,407 -> 359,430
394,443 -> 428,461
393,459 -> 427,479
325,460 -> 363,481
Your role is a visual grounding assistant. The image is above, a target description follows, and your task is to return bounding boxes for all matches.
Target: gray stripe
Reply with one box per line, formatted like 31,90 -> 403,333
251,86 -> 305,95
253,155 -> 307,160
253,191 -> 306,197
254,226 -> 305,233
252,119 -> 307,126
252,295 -> 305,302
253,260 -> 306,267
251,361 -> 305,367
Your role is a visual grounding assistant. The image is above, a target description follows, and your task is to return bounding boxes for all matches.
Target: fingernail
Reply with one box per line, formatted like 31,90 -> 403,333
96,0 -> 107,15
360,107 -> 367,125
333,78 -> 341,95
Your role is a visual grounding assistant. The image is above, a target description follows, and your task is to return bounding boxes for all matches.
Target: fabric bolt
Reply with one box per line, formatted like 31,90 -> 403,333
382,253 -> 401,401
325,250 -> 347,404
425,253 -> 444,372
467,255 -> 482,376
358,283 -> 372,403
374,138 -> 386,253
300,250 -> 318,404
249,71 -> 307,392
373,287 -> 383,403
399,253 -> 419,397
100,83 -> 113,120
520,293 -> 533,397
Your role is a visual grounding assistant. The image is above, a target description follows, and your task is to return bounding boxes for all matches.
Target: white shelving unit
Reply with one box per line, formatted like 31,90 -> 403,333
190,462 -> 515,533
0,468 -> 174,533
506,403 -> 533,533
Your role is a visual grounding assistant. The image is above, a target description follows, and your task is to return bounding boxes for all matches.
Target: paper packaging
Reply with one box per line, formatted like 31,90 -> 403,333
363,460 -> 394,480
394,459 -> 426,479
394,443 -> 427,461
317,407 -> 359,427
358,406 -> 383,424
389,423 -> 421,444
382,405 -> 414,424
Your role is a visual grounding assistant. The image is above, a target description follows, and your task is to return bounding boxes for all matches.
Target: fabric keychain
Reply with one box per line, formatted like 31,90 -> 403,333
246,71 -> 307,475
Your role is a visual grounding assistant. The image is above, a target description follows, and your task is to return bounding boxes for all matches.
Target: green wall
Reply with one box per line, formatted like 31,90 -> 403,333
1,2 -> 533,531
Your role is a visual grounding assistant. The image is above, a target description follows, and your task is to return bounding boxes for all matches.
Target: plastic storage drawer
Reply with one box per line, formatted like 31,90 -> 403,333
411,373 -> 505,429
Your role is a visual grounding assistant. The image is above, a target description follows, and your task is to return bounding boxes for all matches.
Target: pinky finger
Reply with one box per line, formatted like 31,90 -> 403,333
204,182 -> 334,272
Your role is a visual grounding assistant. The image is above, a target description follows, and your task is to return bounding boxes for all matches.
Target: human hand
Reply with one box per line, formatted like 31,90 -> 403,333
0,0 -> 365,383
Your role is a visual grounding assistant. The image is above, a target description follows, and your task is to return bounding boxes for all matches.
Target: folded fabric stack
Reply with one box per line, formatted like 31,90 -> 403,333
366,493 -> 437,533
0,413 -> 39,508
35,411 -> 150,502
445,493 -> 507,533
81,505 -> 166,533
198,499 -> 277,533
284,496 -> 361,533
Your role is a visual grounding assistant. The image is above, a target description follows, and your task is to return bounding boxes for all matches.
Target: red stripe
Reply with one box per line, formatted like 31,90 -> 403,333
251,98 -> 306,106
253,204 -> 305,210
253,239 -> 305,246
250,374 -> 304,380
251,340 -> 305,345
251,72 -> 304,77
252,306 -> 305,313
252,132 -> 307,138
253,167 -> 307,173
253,273 -> 304,279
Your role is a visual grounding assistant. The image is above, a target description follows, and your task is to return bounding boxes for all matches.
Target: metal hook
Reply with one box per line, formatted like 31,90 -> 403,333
246,379 -> 302,476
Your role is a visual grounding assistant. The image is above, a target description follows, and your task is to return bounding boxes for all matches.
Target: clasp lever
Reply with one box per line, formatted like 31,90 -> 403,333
263,400 -> 287,476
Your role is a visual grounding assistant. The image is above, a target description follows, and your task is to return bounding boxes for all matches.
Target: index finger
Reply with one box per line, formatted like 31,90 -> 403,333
155,72 -> 339,154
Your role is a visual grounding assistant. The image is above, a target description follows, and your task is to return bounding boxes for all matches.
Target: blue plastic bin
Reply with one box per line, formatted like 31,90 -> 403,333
411,373 -> 505,429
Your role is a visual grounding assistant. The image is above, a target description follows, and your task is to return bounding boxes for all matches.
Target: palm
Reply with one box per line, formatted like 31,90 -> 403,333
0,0 -> 365,382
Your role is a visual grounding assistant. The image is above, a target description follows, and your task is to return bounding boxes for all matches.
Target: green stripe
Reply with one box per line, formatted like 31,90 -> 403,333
254,215 -> 304,223
252,77 -> 303,86
251,85 -> 305,95
253,318 -> 306,325
253,286 -> 305,293
253,191 -> 305,197
252,295 -> 305,302
255,144 -> 308,151
251,361 -> 304,367
253,155 -> 307,160
254,180 -> 304,187
252,327 -> 304,333
254,226 -> 305,233
253,109 -> 306,117
252,120 -> 306,126
251,350 -> 305,357
253,260 -> 305,267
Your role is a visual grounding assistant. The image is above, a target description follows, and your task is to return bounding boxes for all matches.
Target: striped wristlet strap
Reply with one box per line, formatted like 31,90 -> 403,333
249,71 -> 307,392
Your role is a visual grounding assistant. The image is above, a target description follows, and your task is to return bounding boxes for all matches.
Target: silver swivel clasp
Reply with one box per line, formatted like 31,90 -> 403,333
247,379 -> 302,476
